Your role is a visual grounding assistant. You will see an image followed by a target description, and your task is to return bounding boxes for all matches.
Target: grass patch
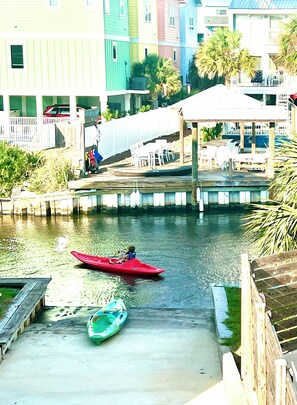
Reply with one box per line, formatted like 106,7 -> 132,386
0,288 -> 20,320
221,286 -> 241,350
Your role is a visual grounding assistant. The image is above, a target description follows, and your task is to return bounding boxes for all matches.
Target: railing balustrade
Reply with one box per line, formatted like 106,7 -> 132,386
0,108 -> 180,159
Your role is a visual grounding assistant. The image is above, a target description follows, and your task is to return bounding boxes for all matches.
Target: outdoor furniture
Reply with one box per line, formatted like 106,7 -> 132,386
199,140 -> 239,170
155,139 -> 175,162
232,152 -> 269,172
132,142 -> 164,169
198,146 -> 217,169
130,142 -> 147,166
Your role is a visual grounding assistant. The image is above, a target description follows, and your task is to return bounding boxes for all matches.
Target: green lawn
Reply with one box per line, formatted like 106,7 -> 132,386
0,288 -> 20,320
221,286 -> 241,350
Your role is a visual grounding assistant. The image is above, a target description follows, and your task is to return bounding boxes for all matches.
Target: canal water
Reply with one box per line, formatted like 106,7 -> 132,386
0,211 -> 254,309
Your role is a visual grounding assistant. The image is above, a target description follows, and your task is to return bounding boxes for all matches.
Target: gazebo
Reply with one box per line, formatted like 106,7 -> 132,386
171,85 -> 288,206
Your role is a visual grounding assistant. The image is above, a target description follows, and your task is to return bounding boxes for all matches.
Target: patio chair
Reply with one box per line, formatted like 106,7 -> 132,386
129,143 -> 142,166
155,139 -> 175,162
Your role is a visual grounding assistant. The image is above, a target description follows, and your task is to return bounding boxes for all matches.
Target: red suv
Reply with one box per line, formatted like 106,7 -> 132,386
43,104 -> 101,123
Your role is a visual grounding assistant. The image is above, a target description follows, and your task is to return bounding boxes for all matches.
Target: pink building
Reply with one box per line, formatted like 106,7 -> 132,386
157,0 -> 181,70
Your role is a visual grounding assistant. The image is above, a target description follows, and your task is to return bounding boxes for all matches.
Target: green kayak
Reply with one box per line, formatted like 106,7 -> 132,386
87,298 -> 127,345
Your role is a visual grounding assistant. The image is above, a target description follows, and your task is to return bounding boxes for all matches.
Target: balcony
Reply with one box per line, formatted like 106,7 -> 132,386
231,70 -> 297,95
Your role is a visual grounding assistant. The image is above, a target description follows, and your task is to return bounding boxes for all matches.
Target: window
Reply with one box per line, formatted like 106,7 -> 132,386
197,33 -> 204,43
173,49 -> 176,62
144,47 -> 148,58
169,4 -> 175,27
104,0 -> 110,13
112,42 -> 117,61
119,0 -> 125,17
189,11 -> 194,30
11,45 -> 24,69
49,0 -> 58,6
144,0 -> 151,22
216,9 -> 226,16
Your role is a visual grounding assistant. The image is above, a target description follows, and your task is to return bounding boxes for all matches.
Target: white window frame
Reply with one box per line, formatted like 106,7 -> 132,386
48,0 -> 59,7
119,0 -> 125,17
8,41 -> 26,71
169,4 -> 175,27
144,0 -> 151,23
104,0 -> 110,14
112,42 -> 118,62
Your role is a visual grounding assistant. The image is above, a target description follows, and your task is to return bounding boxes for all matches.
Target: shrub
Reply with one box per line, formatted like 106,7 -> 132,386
102,108 -> 113,122
28,153 -> 75,194
0,142 -> 40,198
139,104 -> 151,112
201,123 -> 223,142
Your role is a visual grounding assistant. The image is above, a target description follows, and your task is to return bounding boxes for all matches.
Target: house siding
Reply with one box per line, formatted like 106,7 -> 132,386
0,0 -> 106,95
179,0 -> 199,84
0,38 -> 106,94
105,39 -> 130,91
104,0 -> 130,93
129,0 -> 159,65
128,0 -> 139,38
157,0 -> 181,70
0,0 -> 104,32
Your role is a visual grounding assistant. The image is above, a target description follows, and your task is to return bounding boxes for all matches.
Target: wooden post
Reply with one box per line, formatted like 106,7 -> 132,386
291,104 -> 297,134
275,359 -> 287,405
240,122 -> 245,152
252,122 -> 256,154
191,122 -> 198,207
256,302 -> 266,404
228,158 -> 232,178
241,253 -> 254,398
179,112 -> 184,164
268,123 -> 275,180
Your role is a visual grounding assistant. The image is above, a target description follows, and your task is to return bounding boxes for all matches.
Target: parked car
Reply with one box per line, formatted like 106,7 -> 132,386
43,104 -> 101,123
289,94 -> 297,106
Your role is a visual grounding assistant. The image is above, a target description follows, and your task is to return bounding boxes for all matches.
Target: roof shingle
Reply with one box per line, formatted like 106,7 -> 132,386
229,0 -> 297,9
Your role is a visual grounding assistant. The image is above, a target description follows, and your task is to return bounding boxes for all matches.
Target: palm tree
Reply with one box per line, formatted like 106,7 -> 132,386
131,54 -> 181,103
276,17 -> 297,74
244,138 -> 297,256
195,28 -> 256,87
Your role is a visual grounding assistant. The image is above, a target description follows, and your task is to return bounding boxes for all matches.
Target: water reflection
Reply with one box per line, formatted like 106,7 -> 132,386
0,212 -> 252,308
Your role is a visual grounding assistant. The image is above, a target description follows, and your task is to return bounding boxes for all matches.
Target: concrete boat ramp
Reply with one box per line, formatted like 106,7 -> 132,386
0,306 -> 227,405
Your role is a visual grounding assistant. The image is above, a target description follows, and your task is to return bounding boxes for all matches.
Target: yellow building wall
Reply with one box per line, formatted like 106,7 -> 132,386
0,0 -> 104,32
129,0 -> 159,65
0,38 -> 106,94
0,0 -> 106,94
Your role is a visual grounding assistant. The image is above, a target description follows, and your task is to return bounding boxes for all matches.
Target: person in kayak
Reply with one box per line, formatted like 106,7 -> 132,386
113,245 -> 136,263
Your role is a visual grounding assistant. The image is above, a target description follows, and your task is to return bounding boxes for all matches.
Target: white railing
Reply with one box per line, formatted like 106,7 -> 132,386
232,71 -> 297,89
0,117 -> 71,150
87,107 -> 180,159
0,108 -> 180,158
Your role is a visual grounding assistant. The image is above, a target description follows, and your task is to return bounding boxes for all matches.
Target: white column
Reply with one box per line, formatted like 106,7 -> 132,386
100,93 -> 108,114
36,95 -> 43,118
3,94 -> 10,118
135,95 -> 141,110
69,95 -> 77,120
21,96 -> 26,116
3,94 -> 10,137
124,93 -> 130,112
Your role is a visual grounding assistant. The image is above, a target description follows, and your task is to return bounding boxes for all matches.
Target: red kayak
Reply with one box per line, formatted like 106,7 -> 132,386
70,251 -> 165,276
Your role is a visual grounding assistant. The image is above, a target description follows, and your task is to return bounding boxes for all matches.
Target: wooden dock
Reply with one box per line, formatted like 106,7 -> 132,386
0,278 -> 51,359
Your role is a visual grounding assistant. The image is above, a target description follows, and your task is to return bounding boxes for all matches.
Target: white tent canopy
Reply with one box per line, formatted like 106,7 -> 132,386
172,84 -> 287,123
